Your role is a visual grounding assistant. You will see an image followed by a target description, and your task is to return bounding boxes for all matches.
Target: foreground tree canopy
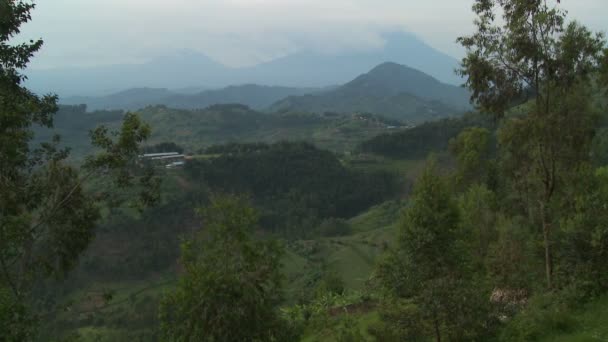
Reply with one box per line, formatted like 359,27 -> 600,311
1,1 -> 158,339
458,0 -> 607,289
373,1 -> 608,340
3,0 -> 608,341
159,195 -> 292,342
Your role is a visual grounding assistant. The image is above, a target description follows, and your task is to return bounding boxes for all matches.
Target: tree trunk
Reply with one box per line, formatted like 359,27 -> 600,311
433,316 -> 441,342
540,201 -> 553,289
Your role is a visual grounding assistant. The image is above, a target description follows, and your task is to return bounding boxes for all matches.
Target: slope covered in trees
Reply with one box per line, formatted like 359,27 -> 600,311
186,142 -> 399,237
269,62 -> 471,123
5,0 -> 608,341
0,3 -> 158,339
358,111 -> 494,159
41,104 -> 408,158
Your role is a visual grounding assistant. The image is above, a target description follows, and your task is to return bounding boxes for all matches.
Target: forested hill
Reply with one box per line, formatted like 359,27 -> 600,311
338,62 -> 470,109
61,84 -> 320,111
358,112 -> 495,159
269,62 -> 471,123
38,104 -> 407,158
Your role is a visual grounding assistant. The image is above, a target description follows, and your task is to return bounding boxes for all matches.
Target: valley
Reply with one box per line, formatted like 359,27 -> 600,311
3,1 -> 608,341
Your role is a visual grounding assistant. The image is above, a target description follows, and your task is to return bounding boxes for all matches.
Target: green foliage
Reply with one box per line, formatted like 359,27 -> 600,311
79,200 -> 194,279
334,315 -> 369,342
458,0 -> 605,116
449,127 -> 494,188
186,142 -> 397,238
601,48 -> 608,88
499,293 -> 578,342
314,218 -> 352,238
591,127 -> 608,166
282,290 -> 371,337
0,2 -> 157,338
0,286 -> 34,342
359,112 -> 494,159
47,104 -> 400,156
558,166 -> 608,294
159,195 -> 293,341
458,183 -> 498,262
459,0 -> 606,290
486,216 -> 538,291
368,299 -> 427,342
315,271 -> 346,297
32,105 -> 124,159
347,200 -> 401,233
143,105 -> 401,154
141,141 -> 184,154
376,159 -> 493,341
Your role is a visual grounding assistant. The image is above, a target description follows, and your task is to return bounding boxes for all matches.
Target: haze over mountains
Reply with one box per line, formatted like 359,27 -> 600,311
270,62 -> 470,123
61,85 -> 321,111
60,61 -> 470,124
27,32 -> 463,97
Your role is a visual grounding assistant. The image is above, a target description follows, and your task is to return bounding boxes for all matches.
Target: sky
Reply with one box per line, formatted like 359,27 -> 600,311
16,0 -> 608,70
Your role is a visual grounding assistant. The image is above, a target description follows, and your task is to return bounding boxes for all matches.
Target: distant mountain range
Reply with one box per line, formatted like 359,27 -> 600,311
27,32 -> 463,96
61,62 -> 471,124
61,85 -> 321,111
269,62 -> 471,123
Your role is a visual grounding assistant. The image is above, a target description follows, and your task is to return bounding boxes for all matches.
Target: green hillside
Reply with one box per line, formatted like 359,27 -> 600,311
269,62 -> 471,123
36,104 -> 407,159
6,1 -> 608,341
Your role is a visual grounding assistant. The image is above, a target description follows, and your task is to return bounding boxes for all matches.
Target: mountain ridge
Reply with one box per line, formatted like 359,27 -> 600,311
269,62 -> 471,123
27,32 -> 463,96
60,84 -> 321,111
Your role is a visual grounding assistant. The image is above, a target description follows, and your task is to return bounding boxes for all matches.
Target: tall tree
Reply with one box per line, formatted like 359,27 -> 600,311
1,1 -> 158,339
376,159 -> 490,341
458,0 -> 606,289
449,126 -> 493,189
159,195 -> 290,341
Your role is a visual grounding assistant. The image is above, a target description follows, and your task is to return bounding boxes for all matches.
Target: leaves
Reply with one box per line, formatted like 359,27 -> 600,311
159,195 -> 291,341
1,2 -> 158,338
375,160 -> 492,340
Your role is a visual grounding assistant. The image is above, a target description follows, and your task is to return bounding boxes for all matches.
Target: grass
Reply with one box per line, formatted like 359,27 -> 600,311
344,154 -> 426,177
301,311 -> 381,342
348,200 -> 402,233
282,220 -> 399,295
538,295 -> 608,342
49,160 -> 412,340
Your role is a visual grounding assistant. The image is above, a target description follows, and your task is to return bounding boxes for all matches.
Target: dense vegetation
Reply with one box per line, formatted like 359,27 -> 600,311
2,0 -> 608,341
364,1 -> 608,341
186,142 -> 398,238
42,104 -> 406,158
358,111 -> 495,159
0,3 -> 158,340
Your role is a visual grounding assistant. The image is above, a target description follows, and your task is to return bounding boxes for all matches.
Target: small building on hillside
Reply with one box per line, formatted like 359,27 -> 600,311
138,152 -> 187,169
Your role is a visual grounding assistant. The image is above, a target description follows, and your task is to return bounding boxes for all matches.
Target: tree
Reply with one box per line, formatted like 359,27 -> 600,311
1,1 -> 158,339
449,127 -> 493,189
376,159 -> 491,341
458,0 -> 606,289
458,183 -> 497,261
159,195 -> 291,341
559,166 -> 608,293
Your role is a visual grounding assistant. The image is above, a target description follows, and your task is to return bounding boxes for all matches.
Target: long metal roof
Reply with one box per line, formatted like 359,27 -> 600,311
139,152 -> 180,158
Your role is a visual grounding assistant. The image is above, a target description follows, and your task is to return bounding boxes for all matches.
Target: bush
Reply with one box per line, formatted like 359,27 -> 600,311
316,272 -> 346,296
315,218 -> 352,237
499,293 -> 579,341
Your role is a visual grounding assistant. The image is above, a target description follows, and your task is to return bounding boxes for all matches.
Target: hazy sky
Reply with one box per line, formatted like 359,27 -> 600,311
17,0 -> 608,70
